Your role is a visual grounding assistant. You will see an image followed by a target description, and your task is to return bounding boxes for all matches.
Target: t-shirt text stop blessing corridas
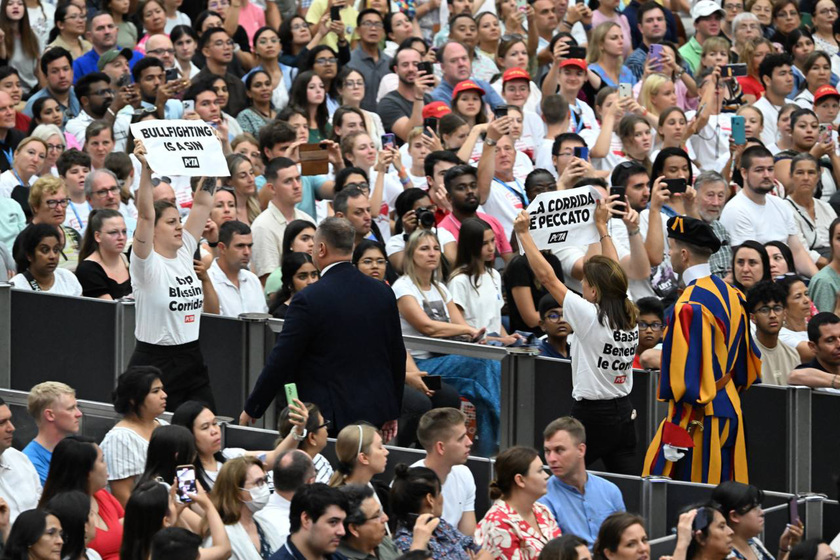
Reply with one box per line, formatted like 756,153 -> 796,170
563,291 -> 639,401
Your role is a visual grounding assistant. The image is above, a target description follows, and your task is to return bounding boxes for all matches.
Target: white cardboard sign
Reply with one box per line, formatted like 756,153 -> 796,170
519,186 -> 603,251
129,119 -> 230,177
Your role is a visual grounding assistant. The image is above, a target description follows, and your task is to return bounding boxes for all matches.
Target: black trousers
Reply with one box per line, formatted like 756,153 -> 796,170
571,395 -> 637,475
129,340 -> 216,413
397,382 -> 462,447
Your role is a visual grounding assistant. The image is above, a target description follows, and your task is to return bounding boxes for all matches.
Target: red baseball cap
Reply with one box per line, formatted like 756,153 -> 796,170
502,67 -> 531,84
452,80 -> 485,100
422,101 -> 452,119
814,85 -> 840,105
559,58 -> 587,72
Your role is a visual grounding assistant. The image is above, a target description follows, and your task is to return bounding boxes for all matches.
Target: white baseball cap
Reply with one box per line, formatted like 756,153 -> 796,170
691,0 -> 725,21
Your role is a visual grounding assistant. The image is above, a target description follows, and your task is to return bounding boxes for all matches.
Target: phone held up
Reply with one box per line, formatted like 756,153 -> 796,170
176,465 -> 197,503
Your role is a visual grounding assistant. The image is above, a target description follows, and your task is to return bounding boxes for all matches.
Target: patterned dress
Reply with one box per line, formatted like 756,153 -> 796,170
475,500 -> 561,560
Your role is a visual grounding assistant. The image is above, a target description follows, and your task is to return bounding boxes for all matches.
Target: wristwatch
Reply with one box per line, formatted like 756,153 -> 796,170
291,427 -> 308,441
485,137 -> 498,147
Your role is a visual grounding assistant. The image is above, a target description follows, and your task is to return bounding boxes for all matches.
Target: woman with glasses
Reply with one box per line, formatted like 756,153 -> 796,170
302,45 -> 344,116
171,25 -> 200,78
276,401 -> 333,483
210,457 -> 285,560
731,12 -> 762,60
10,223 -> 82,294
336,67 -> 385,149
171,399 -> 309,491
45,2 -> 90,58
29,124 -> 66,177
721,0 -> 744,44
76,208 -> 131,300
44,491 -> 103,560
102,0 -> 137,49
268,252 -> 319,318
811,0 -> 839,56
245,27 -> 291,109
21,175 -> 83,270
279,14 -> 346,72
3,510 -> 64,560
770,0 -> 802,45
136,0 -> 167,54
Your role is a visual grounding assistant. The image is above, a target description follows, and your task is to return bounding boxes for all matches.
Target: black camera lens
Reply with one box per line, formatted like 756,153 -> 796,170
416,208 -> 436,229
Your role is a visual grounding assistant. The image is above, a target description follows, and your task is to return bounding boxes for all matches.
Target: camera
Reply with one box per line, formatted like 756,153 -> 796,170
415,207 -> 436,229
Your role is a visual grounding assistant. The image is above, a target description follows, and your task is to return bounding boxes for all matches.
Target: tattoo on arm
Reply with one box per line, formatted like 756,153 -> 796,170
200,177 -> 217,195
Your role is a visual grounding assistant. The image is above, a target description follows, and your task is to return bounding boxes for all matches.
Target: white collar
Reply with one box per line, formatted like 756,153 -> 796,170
682,263 -> 711,286
319,261 -> 350,276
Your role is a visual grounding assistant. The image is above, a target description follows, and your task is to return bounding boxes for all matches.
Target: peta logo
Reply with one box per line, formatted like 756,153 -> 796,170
185,315 -> 195,323
548,231 -> 568,243
182,156 -> 199,168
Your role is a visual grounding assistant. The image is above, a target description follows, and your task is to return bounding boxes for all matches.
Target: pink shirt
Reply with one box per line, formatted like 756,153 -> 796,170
591,10 -> 633,59
438,211 -> 513,255
238,0 -> 266,44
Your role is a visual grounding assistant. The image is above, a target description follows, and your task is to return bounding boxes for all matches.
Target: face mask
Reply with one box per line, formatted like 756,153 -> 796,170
243,484 -> 270,513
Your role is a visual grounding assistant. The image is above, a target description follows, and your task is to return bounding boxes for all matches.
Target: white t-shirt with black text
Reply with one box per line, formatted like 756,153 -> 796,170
131,232 -> 204,345
563,291 -> 638,400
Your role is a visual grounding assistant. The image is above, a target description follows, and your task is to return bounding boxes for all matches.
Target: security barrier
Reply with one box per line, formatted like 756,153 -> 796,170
2,283 -> 840,498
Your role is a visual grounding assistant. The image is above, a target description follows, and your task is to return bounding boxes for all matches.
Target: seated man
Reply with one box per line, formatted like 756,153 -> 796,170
537,294 -> 571,359
270,483 -> 348,560
538,417 -> 625,547
23,382 -> 83,484
411,408 -> 476,536
747,281 -> 800,386
0,397 -> 42,524
256,450 -> 316,544
788,312 -> 840,388
338,485 -> 402,560
634,297 -> 664,369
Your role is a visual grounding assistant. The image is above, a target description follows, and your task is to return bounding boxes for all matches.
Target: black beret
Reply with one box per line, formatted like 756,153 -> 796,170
666,215 -> 721,253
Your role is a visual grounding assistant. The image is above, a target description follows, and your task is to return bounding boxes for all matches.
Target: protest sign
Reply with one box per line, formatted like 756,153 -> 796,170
519,186 -> 602,252
129,119 -> 230,177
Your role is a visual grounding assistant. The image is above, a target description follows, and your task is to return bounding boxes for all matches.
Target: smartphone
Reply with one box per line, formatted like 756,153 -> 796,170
417,61 -> 433,76
731,115 -> 746,145
423,116 -> 439,137
193,246 -> 201,261
330,5 -> 341,20
182,99 -> 195,112
117,73 -> 131,88
165,67 -> 179,82
619,83 -> 633,98
692,508 -> 710,531
649,44 -> 664,72
494,106 -> 508,119
663,178 -> 687,194
284,383 -> 299,406
424,375 -> 442,390
609,185 -> 626,216
789,496 -> 800,525
567,46 -> 587,60
819,123 -> 831,142
720,63 -> 747,78
381,133 -> 396,149
573,146 -> 589,160
175,465 -> 197,503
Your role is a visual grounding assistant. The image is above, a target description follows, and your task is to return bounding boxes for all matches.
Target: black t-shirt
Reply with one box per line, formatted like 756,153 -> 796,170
503,252 -> 565,335
795,357 -> 830,372
75,259 -> 132,300
0,128 -> 25,172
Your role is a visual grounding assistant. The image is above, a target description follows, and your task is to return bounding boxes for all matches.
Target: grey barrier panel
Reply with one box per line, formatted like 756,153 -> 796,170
803,495 -> 825,541
789,387 -> 812,495
823,500 -> 839,541
593,472 -> 644,517
0,284 -> 10,388
198,314 -> 251,418
741,384 -> 790,492
649,535 -> 677,559
10,291 -> 119,402
810,391 -> 840,497
117,301 -> 136,373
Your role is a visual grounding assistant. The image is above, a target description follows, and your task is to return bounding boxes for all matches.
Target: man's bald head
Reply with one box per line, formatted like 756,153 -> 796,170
145,34 -> 175,69
273,450 -> 316,494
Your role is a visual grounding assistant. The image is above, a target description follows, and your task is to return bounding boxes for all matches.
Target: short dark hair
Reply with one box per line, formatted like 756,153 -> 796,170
316,217 -> 356,254
112,366 -> 163,416
132,56 -> 164,83
259,121 -> 296,163
637,1 -> 666,23
424,150 -> 462,179
636,297 -> 664,321
541,95 -> 569,126
219,220 -> 251,246
104,151 -> 133,180
57,149 -> 91,177
357,7 -> 384,26
40,46 -> 73,75
334,166 -> 369,193
264,157 -> 297,183
712,481 -> 764,521
807,312 -> 840,343
182,76 -> 217,102
339,484 -> 376,529
289,483 -> 348,534
151,527 -> 202,560
443,164 -> 477,193
740,145 -> 774,171
14,224 -> 61,273
758,53 -> 792,87
273,450 -> 316,493
790,153 -> 819,174
75,72 -> 111,100
538,294 -> 560,319
200,27 -> 230,51
333,187 -> 367,216
539,535 -> 589,560
552,132 -> 585,156
610,161 -> 648,188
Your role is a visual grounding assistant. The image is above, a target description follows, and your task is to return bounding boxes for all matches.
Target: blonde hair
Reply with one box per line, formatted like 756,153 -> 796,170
29,175 -> 66,211
407,127 -> 425,145
27,382 -> 75,424
402,229 -> 447,301
701,36 -> 731,61
328,423 -> 378,487
638,73 -> 671,115
736,104 -> 764,131
587,22 -> 623,65
739,37 -> 773,74
210,456 -> 264,524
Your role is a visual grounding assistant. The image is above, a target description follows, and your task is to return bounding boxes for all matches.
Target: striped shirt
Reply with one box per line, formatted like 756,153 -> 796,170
312,453 -> 334,484
100,420 -> 169,481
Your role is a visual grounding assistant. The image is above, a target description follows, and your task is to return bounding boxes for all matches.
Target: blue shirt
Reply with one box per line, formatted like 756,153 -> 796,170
538,339 -> 570,359
298,175 -> 327,220
538,473 -> 626,547
588,63 -> 638,88
270,538 -> 348,560
22,440 -> 51,485
73,48 -> 144,84
23,89 -> 81,123
430,78 -> 505,109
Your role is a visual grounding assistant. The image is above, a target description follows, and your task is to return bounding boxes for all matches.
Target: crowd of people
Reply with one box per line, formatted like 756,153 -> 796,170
4,0 -> 840,554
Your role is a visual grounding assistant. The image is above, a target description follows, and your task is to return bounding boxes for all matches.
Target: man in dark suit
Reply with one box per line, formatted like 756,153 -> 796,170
239,209 -> 406,439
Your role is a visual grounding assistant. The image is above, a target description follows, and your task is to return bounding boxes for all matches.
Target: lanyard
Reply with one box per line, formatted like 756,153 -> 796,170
10,165 -> 25,188
570,102 -> 585,134
493,177 -> 528,206
68,201 -> 88,230
1,147 -> 12,169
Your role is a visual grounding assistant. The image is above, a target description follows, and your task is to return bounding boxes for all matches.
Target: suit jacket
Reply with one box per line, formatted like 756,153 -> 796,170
244,261 -> 406,430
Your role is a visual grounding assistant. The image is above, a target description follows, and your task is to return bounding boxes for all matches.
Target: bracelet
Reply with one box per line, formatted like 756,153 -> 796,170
628,229 -> 640,236
291,427 -> 308,441
832,375 -> 837,389
399,175 -> 411,186
780,548 -> 791,553
415,97 -> 425,102
600,233 -> 611,241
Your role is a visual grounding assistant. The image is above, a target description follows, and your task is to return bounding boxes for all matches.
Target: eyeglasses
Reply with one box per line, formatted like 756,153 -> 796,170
359,20 -> 384,28
93,88 -> 115,97
818,7 -> 838,14
208,0 -> 230,6
93,185 -> 120,198
723,3 -> 743,10
755,305 -> 784,315
344,181 -> 369,191
212,39 -> 235,48
343,80 -> 364,88
46,143 -> 64,152
147,48 -> 175,56
316,419 -> 331,431
638,321 -> 664,331
241,476 -> 268,490
363,510 -> 386,523
501,33 -> 525,41
132,107 -> 157,117
45,198 -> 71,209
290,23 -> 308,31
315,56 -> 338,65
151,176 -> 173,186
544,312 -> 564,322
360,258 -> 387,266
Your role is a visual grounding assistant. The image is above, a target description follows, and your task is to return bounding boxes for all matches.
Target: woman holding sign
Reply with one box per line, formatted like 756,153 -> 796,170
128,138 -> 219,412
513,203 -> 640,474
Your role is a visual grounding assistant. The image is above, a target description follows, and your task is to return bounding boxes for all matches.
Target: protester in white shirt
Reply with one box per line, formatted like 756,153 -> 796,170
207,220 -> 268,317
